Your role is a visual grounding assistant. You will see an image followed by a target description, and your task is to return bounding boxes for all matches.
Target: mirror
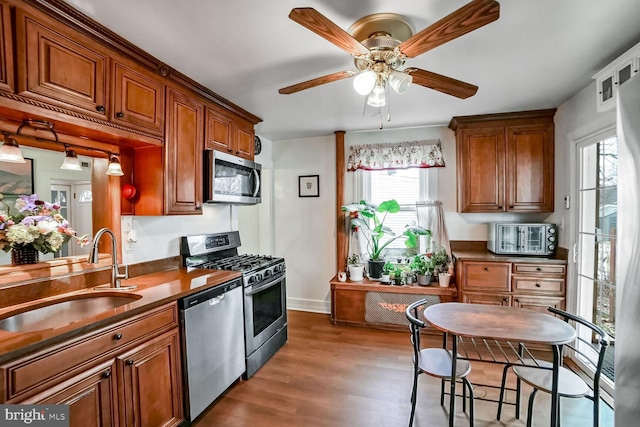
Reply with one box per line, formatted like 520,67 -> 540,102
0,145 -> 94,265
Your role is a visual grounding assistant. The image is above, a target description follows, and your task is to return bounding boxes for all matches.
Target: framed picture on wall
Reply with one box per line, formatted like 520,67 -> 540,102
298,175 -> 319,197
0,158 -> 34,196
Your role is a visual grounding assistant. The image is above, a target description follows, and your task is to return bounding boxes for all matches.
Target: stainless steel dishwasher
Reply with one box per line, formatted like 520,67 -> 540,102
179,278 -> 245,421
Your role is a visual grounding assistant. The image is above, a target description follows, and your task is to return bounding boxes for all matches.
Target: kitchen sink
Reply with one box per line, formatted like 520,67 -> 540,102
0,293 -> 142,333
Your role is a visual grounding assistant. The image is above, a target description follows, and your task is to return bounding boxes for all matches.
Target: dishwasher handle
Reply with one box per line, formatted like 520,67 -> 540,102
208,294 -> 225,306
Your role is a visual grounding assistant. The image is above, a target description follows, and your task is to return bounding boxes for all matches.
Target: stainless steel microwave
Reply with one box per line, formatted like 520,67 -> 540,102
204,150 -> 261,205
487,222 -> 558,256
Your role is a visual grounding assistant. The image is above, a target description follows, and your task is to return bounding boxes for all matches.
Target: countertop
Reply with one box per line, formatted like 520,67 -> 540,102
452,248 -> 568,264
0,268 -> 242,363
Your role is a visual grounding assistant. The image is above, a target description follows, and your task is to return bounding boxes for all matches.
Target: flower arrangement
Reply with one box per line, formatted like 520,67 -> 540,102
430,246 -> 452,274
0,193 -> 90,255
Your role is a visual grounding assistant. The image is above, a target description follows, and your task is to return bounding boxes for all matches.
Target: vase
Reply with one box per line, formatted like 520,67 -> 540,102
438,272 -> 451,288
417,274 -> 432,286
368,259 -> 385,279
348,264 -> 364,281
11,245 -> 39,265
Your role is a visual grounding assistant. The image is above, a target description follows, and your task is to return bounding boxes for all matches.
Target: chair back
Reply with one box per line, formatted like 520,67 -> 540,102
547,307 -> 611,392
405,299 -> 429,362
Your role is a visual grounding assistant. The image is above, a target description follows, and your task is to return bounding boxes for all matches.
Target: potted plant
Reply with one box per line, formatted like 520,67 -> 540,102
410,254 -> 433,286
430,246 -> 452,276
389,264 -> 404,286
342,199 -> 431,279
381,261 -> 394,284
347,254 -> 365,281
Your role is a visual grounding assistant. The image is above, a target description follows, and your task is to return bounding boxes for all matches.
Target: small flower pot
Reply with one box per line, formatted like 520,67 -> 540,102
380,273 -> 391,284
348,265 -> 364,281
438,272 -> 452,287
416,274 -> 432,286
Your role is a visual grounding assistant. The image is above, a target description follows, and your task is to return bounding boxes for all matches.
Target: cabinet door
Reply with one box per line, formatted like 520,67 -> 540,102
205,106 -> 234,153
460,261 -> 511,291
512,295 -> 564,313
506,124 -> 554,212
235,118 -> 255,159
165,88 -> 204,214
457,127 -> 505,212
16,10 -> 108,117
112,61 -> 165,135
118,329 -> 184,427
0,2 -> 14,92
462,292 -> 511,306
20,361 -> 117,427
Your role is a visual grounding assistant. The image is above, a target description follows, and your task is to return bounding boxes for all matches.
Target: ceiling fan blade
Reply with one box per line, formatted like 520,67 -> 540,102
279,71 -> 355,95
289,8 -> 369,56
405,68 -> 478,99
399,0 -> 500,58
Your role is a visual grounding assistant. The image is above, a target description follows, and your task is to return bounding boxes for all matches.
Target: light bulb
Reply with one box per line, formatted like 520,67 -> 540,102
353,70 -> 377,95
389,71 -> 412,95
367,83 -> 386,107
0,136 -> 26,163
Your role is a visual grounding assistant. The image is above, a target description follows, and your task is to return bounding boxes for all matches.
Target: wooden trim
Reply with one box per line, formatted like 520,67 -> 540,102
448,108 -> 556,131
335,131 -> 347,273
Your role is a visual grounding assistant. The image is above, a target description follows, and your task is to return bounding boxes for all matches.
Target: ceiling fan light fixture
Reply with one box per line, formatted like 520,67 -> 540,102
367,83 -> 386,107
0,135 -> 26,164
353,70 -> 377,95
60,148 -> 83,171
389,70 -> 412,95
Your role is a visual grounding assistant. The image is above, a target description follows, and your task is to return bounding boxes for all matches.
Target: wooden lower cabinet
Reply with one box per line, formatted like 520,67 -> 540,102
457,258 -> 566,311
1,303 -> 184,427
21,360 -> 117,427
118,329 -> 183,427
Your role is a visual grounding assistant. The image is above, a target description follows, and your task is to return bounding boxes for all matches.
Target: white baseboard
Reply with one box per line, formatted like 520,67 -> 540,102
286,297 -> 330,314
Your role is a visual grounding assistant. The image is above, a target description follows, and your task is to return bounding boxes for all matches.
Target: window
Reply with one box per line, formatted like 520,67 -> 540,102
359,168 -> 437,253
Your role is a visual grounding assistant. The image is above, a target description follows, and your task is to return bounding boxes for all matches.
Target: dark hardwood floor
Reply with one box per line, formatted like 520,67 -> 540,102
192,310 -> 613,427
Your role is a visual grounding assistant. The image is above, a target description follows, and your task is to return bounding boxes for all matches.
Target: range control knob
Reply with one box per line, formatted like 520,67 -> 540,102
549,228 -> 556,234
548,244 -> 555,250
263,270 -> 272,278
548,236 -> 556,242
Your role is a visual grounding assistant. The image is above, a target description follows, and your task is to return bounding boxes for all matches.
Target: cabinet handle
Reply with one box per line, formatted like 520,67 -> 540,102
102,370 -> 111,379
195,204 -> 201,211
509,205 -> 514,209
536,267 -> 542,271
114,333 -> 123,340
227,148 -> 233,153
535,283 -> 541,288
126,359 -> 135,366
514,298 -> 519,303
116,112 -> 124,118
96,105 -> 105,113
503,297 -> 509,304
484,267 -> 489,271
498,206 -> 503,209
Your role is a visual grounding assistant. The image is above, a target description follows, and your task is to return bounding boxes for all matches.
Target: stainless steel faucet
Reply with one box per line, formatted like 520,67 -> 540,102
88,228 -> 135,290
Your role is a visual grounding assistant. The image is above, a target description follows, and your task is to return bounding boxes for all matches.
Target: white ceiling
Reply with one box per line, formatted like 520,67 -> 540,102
64,0 -> 640,142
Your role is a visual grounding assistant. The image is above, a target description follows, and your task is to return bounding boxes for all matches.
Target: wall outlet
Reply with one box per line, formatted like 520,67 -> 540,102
564,196 -> 570,209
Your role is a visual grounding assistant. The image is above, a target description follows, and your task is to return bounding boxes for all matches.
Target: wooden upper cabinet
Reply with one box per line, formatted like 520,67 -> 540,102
506,123 -> 554,212
112,60 -> 165,135
165,87 -> 203,215
0,2 -> 14,92
15,9 -> 109,118
449,109 -> 556,213
205,106 -> 255,160
235,118 -> 255,159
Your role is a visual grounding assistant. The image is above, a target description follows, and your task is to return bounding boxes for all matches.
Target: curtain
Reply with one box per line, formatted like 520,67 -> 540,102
615,72 -> 640,426
416,200 -> 451,258
347,139 -> 445,171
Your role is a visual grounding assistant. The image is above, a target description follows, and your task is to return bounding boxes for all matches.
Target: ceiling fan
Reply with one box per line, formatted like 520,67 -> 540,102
279,0 -> 500,107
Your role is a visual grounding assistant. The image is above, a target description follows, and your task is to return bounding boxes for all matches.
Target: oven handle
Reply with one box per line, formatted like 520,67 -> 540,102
245,275 -> 284,296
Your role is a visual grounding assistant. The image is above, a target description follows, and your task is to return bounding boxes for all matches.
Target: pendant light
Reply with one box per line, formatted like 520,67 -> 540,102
60,146 -> 82,171
0,134 -> 26,163
106,155 -> 124,176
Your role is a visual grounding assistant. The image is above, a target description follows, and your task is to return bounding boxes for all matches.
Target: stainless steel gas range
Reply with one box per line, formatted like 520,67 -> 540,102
181,232 -> 287,379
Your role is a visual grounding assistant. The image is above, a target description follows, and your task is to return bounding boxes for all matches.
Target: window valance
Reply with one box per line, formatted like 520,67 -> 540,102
347,139 -> 445,171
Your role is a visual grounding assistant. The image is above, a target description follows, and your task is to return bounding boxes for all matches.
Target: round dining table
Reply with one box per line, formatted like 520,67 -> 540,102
423,302 -> 577,427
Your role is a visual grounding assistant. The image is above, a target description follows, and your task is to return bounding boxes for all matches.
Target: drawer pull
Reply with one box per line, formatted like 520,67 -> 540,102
96,105 -> 105,113
535,283 -> 541,288
502,297 -> 508,303
114,333 -> 123,340
536,267 -> 542,271
102,370 -> 111,379
115,112 -> 124,118
484,267 -> 490,271
126,359 -> 135,366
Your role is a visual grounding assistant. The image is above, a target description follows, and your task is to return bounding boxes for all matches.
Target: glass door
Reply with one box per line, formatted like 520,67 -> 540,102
574,133 -> 617,392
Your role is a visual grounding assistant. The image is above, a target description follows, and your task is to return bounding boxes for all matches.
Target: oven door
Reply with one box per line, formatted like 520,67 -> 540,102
244,274 -> 287,356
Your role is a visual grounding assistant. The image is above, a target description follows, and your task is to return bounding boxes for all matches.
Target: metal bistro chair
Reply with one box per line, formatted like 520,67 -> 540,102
405,299 -> 475,427
497,307 -> 610,427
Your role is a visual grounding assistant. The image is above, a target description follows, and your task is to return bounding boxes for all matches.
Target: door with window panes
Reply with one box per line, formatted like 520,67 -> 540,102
574,132 -> 616,392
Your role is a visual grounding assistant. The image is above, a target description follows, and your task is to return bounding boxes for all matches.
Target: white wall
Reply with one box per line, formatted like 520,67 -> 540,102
272,135 -> 336,313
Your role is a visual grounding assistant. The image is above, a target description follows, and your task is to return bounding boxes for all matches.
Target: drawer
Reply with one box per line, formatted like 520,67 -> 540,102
2,302 -> 177,400
462,262 -> 511,291
513,277 -> 564,294
513,263 -> 566,275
